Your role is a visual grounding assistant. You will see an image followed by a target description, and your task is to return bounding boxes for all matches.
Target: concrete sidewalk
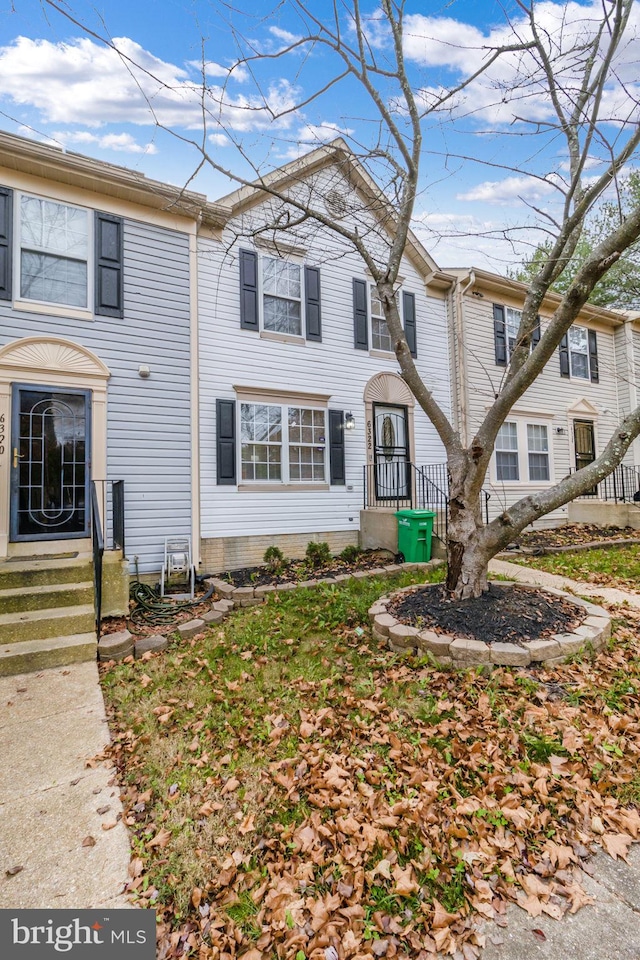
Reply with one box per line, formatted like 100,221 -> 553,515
0,661 -> 131,909
490,556 -> 640,608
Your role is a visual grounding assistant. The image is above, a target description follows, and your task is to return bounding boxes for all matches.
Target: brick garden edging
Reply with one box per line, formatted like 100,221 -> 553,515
98,562 -> 436,660
98,564 -> 611,668
368,581 -> 611,667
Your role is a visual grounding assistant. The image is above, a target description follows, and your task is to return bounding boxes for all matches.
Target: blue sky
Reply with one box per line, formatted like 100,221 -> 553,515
0,0 -> 638,270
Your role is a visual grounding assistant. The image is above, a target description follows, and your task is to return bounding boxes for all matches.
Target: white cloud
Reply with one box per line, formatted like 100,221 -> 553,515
414,210 -> 546,272
457,175 -> 560,206
276,121 -> 354,160
58,130 -> 157,154
190,60 -> 249,83
269,26 -> 302,46
208,133 -> 230,147
0,36 -> 301,133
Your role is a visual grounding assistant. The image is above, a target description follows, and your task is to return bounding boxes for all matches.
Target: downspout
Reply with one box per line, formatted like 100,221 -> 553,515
189,223 -> 201,568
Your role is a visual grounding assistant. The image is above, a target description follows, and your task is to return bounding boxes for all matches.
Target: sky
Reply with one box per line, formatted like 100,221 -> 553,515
0,0 -> 638,271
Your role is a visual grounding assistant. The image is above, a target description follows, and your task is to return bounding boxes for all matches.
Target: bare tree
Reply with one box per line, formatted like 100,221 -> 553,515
44,0 -> 640,597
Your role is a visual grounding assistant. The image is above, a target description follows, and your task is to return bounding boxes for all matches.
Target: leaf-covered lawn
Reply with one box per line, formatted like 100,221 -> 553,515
100,569 -> 640,960
511,543 -> 640,590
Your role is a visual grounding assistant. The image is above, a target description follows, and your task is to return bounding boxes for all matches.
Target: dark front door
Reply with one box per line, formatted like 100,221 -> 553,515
573,418 -> 596,495
10,385 -> 91,541
373,404 -> 410,500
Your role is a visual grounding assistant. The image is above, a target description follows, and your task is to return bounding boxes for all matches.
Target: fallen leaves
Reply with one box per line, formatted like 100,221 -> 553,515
99,581 -> 640,960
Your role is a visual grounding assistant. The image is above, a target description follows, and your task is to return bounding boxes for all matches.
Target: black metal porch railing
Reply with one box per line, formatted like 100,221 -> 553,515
575,462 -> 640,503
90,480 -> 125,638
363,462 -> 491,547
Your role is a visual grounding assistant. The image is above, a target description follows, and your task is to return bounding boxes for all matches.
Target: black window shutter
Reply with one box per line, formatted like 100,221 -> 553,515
532,315 -> 541,349
588,330 -> 599,382
239,249 -> 258,330
216,399 -> 237,485
95,212 -> 123,317
329,410 -> 346,485
305,266 -> 322,341
403,291 -> 417,358
493,304 -> 507,366
559,333 -> 570,377
0,187 -> 13,301
353,278 -> 368,350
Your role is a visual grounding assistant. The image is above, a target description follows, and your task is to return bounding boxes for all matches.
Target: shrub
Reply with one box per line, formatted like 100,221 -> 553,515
305,541 -> 332,568
263,545 -> 286,572
339,544 -> 361,563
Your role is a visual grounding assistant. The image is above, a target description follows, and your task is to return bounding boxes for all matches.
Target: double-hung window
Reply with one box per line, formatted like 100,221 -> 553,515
239,249 -> 321,341
262,257 -> 302,336
505,307 -> 521,359
370,288 -> 394,352
353,280 -> 417,356
495,422 -> 519,481
527,424 -> 550,481
495,420 -> 551,483
568,326 -> 589,379
240,402 -> 326,483
19,195 -> 90,308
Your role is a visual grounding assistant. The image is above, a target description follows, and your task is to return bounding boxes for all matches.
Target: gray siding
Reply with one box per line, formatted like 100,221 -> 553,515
0,217 -> 192,574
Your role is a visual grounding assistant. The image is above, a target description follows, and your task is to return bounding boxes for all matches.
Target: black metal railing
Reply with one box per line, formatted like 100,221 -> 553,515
90,482 -> 104,640
90,480 -> 126,638
575,463 -> 640,503
363,462 -> 491,546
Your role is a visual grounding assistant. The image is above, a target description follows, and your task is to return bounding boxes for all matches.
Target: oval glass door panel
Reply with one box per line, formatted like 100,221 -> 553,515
374,404 -> 409,499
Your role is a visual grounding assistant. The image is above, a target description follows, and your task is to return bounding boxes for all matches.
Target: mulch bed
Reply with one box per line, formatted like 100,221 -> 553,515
512,523 -> 637,551
388,582 -> 585,646
220,549 -> 395,587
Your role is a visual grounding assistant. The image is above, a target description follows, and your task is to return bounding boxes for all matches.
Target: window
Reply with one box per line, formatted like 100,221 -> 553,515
353,280 -> 417,357
262,257 -> 302,336
19,195 -> 90,308
569,326 -> 589,379
505,307 -> 521,359
371,288 -> 393,352
527,424 -> 550,481
495,420 -> 552,483
560,324 -> 598,382
496,422 -> 519,481
240,402 -> 326,483
239,249 -> 321,341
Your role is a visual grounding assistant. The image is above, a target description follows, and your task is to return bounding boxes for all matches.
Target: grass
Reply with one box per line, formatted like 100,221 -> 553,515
100,562 -> 640,958
511,543 -> 640,586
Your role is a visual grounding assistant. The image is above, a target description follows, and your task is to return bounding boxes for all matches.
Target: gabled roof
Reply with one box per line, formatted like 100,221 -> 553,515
0,131 -> 229,227
216,138 -> 442,279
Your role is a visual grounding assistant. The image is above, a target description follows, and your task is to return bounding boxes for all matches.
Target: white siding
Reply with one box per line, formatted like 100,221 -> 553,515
458,291 -> 621,527
198,166 -> 451,546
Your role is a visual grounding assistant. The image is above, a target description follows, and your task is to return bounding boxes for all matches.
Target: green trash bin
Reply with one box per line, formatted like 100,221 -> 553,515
395,509 -> 436,562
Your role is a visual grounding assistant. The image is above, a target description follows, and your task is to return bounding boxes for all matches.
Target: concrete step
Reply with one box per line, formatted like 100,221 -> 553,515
0,581 -> 94,616
0,632 -> 97,677
0,604 -> 96,645
0,557 -> 93,591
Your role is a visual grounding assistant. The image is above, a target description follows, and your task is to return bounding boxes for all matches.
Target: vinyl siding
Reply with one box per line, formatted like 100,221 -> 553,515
198,166 -> 451,545
0,216 -> 192,574
458,292 -> 621,528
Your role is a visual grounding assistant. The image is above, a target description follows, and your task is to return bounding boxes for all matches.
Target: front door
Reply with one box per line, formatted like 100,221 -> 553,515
10,385 -> 91,541
573,418 -> 596,495
373,404 -> 410,500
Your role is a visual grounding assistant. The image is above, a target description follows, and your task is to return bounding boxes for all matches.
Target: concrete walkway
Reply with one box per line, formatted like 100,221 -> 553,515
490,556 -> 640,608
0,661 -> 131,909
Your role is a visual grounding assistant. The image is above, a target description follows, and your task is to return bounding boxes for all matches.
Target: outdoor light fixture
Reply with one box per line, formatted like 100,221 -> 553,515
344,412 -> 356,431
138,364 -> 151,378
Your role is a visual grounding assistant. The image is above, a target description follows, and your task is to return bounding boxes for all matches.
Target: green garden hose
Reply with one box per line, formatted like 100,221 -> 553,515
128,581 -> 215,629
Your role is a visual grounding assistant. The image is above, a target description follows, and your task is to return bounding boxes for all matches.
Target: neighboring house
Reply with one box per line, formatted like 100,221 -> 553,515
198,142 -> 453,571
0,131 -> 226,671
448,268 -> 640,527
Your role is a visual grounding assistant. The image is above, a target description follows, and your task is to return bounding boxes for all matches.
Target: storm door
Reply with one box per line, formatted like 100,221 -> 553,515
10,385 -> 91,540
373,404 -> 410,500
573,418 -> 596,496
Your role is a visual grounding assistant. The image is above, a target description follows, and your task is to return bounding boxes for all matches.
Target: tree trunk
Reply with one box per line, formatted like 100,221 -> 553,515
445,461 -> 492,600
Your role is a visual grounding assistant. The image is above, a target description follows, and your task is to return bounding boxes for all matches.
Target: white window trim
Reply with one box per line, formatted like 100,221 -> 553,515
256,252 -> 306,340
368,283 -> 402,357
14,191 -> 94,313
492,418 -> 554,485
238,398 -> 328,486
568,324 -> 590,381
